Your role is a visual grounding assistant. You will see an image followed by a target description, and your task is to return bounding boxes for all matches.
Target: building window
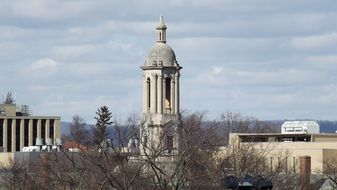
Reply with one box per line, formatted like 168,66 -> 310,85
7,119 -> 12,152
163,125 -> 175,154
33,119 -> 38,146
24,119 -> 29,146
15,120 -> 20,151
159,31 -> 162,41
50,119 -> 54,140
165,135 -> 173,154
41,119 -> 46,144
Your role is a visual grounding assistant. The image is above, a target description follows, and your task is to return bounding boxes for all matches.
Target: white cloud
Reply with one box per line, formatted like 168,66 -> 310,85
212,66 -> 223,75
104,20 -> 154,34
307,55 -> 337,64
0,42 -> 22,59
317,84 -> 337,104
34,91 -> 141,123
67,63 -> 111,77
173,37 -> 276,62
51,45 -> 97,59
11,0 -> 92,20
24,58 -> 60,78
290,33 -> 337,50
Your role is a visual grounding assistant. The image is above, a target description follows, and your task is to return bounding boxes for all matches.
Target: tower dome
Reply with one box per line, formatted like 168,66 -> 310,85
146,43 -> 176,67
144,16 -> 177,67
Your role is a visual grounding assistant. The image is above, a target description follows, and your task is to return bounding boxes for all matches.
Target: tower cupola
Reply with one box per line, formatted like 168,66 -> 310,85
156,16 -> 167,43
145,16 -> 177,67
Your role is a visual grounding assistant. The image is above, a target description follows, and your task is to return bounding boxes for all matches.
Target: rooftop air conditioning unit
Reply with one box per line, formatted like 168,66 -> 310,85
16,105 -> 30,116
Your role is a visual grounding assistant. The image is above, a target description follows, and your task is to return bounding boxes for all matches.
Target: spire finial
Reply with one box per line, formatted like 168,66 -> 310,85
156,15 -> 167,43
157,15 -> 167,30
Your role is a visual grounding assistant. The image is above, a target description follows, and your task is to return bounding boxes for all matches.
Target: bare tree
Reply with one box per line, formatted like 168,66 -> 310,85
221,112 -> 252,134
220,111 -> 277,144
0,157 -> 38,189
217,135 -> 298,190
323,158 -> 337,189
0,110 -> 301,190
137,111 -> 222,190
69,115 -> 89,146
31,112 -> 145,189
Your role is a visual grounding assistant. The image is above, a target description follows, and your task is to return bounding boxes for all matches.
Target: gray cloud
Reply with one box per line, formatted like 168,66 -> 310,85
1,0 -> 336,122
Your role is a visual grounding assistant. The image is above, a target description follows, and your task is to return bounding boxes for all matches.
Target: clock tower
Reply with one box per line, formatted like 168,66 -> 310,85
140,16 -> 182,157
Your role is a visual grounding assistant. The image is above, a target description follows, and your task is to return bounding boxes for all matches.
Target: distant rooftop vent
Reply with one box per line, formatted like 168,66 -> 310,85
56,138 -> 62,146
35,138 -> 43,152
46,138 -> 53,146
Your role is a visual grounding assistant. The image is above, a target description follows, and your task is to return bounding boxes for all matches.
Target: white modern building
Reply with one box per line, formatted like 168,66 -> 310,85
281,121 -> 320,134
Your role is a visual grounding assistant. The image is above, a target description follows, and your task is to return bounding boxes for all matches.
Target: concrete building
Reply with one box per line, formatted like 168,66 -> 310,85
0,103 -> 61,153
228,132 -> 337,174
140,16 -> 182,158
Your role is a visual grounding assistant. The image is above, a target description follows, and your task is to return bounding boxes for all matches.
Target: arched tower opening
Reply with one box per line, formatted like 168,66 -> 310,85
165,77 -> 171,112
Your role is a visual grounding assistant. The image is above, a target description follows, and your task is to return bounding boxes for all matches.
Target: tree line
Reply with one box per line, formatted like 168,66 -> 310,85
0,106 -> 333,189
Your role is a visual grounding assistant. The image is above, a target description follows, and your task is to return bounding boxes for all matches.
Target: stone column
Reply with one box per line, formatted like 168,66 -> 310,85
12,119 -> 16,152
171,78 -> 175,114
157,75 -> 163,114
54,120 -> 61,144
20,119 -> 24,151
143,75 -> 147,113
150,74 -> 156,114
154,74 -> 158,113
46,119 -> 50,140
175,74 -> 179,115
37,119 -> 41,142
28,119 -> 33,146
300,156 -> 311,190
163,77 -> 167,113
3,119 -> 7,152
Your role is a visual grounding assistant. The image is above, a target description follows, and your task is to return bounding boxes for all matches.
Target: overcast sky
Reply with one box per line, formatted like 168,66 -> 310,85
1,0 -> 337,123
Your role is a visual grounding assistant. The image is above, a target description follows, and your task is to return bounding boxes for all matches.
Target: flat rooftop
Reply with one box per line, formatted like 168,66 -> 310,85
232,133 -> 337,143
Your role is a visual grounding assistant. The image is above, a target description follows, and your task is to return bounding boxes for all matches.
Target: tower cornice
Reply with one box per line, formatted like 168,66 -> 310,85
141,66 -> 182,70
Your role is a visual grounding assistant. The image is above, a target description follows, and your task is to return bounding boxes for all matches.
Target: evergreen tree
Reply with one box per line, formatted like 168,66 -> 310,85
94,106 -> 113,146
2,92 -> 15,104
